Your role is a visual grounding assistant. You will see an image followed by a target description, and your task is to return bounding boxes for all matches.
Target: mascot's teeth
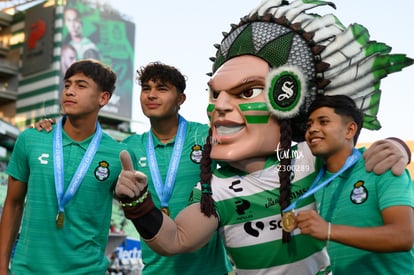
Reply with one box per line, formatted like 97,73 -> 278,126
216,125 -> 243,135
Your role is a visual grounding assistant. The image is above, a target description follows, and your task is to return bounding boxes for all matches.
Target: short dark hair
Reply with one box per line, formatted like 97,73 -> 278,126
64,59 -> 117,96
308,95 -> 363,144
136,62 -> 186,93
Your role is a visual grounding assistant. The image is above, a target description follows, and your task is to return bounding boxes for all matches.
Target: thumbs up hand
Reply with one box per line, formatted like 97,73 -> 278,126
115,150 -> 148,199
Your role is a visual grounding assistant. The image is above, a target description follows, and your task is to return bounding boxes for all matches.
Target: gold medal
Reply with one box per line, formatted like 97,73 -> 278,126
161,207 -> 170,216
56,212 -> 64,228
281,211 -> 296,232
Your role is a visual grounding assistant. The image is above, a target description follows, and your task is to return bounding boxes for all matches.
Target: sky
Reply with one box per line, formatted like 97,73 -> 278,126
114,0 -> 414,143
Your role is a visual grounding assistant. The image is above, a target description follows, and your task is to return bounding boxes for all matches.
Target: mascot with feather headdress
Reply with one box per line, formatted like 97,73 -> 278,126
116,1 -> 413,274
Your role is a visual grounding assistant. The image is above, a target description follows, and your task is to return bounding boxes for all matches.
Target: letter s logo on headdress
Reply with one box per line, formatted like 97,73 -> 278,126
264,65 -> 307,120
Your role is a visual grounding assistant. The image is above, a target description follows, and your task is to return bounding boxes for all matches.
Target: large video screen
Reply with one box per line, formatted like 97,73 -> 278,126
61,0 -> 135,120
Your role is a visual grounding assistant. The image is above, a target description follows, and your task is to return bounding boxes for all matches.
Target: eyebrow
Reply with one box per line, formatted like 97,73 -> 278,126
307,115 -> 329,121
65,79 -> 90,86
208,76 -> 265,92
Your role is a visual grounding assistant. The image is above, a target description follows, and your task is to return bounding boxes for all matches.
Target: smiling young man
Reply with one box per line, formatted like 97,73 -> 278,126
296,95 -> 414,274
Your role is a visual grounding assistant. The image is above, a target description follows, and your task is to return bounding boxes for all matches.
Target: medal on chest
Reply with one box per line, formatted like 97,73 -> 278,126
56,212 -> 65,228
281,211 -> 296,232
161,207 -> 170,216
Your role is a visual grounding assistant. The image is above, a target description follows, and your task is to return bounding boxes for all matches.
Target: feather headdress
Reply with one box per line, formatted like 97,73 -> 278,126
208,0 -> 413,141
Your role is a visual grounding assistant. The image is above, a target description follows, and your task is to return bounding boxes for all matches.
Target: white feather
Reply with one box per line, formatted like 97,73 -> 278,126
284,0 -> 335,22
302,14 -> 338,32
325,73 -> 376,96
323,50 -> 366,79
291,12 -> 313,25
311,25 -> 344,44
249,0 -> 284,17
326,56 -> 377,89
321,24 -> 369,59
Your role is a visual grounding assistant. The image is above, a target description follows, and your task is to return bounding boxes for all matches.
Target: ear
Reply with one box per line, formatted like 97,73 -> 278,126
99,91 -> 111,107
177,93 -> 186,106
345,121 -> 358,140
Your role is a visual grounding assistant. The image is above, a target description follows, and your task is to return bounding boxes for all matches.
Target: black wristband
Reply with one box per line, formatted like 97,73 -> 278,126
131,207 -> 163,239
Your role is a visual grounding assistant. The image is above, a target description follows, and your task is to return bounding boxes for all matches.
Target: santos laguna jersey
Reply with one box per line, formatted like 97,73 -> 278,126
6,127 -> 130,274
315,151 -> 414,274
191,142 -> 330,275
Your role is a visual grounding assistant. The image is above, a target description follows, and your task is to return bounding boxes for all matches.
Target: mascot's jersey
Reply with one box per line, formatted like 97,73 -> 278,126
192,142 -> 330,274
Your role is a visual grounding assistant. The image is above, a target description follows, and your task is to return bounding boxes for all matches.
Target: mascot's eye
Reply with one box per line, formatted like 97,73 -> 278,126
211,89 -> 219,99
239,88 -> 262,99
